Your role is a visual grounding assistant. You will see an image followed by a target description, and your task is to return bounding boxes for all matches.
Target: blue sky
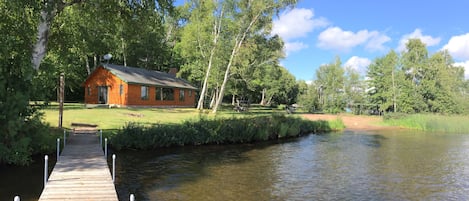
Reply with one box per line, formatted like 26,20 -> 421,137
272,0 -> 469,81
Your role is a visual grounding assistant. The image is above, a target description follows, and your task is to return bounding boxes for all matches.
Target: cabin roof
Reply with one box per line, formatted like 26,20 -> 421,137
101,64 -> 197,90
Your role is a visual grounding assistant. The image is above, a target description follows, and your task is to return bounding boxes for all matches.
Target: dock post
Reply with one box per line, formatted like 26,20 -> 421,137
105,138 -> 108,158
14,195 -> 20,201
63,130 -> 66,147
100,129 -> 103,148
112,154 -> 116,183
130,194 -> 135,201
44,155 -> 48,188
56,138 -> 60,160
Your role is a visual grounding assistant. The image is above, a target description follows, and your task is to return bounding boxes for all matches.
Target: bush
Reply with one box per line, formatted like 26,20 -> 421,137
110,115 -> 342,150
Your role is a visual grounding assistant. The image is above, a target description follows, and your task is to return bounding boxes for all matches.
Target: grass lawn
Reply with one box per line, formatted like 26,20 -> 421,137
40,103 -> 287,130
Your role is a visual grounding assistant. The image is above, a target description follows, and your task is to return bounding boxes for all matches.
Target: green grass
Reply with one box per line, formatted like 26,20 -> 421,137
39,103 -> 288,130
384,113 -> 469,133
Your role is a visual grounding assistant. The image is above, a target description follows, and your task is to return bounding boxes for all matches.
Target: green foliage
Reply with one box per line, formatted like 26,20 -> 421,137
384,114 -> 469,133
367,39 -> 467,114
110,115 -> 342,150
315,57 -> 346,113
0,1 -> 59,165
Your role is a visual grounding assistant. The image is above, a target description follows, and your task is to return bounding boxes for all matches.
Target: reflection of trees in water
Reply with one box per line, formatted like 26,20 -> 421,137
115,132 -> 469,200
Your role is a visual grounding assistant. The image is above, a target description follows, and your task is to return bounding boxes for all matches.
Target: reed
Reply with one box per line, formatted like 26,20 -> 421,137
110,114 -> 344,150
384,113 -> 469,133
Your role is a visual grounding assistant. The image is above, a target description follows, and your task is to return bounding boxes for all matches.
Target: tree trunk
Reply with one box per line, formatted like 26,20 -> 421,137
212,12 -> 262,113
32,3 -> 56,70
209,87 -> 218,109
122,38 -> 127,67
266,96 -> 273,106
260,88 -> 266,105
196,6 -> 224,110
32,0 -> 83,70
232,94 -> 236,105
85,56 -> 91,75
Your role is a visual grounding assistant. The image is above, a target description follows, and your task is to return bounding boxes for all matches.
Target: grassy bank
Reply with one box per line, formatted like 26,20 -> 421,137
110,115 -> 344,150
40,103 -> 289,129
384,114 -> 469,133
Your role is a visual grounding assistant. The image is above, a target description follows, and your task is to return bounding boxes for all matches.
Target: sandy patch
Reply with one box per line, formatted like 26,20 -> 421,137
301,114 -> 401,131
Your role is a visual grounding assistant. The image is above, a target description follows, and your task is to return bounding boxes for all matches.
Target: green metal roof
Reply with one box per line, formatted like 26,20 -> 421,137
102,64 -> 198,90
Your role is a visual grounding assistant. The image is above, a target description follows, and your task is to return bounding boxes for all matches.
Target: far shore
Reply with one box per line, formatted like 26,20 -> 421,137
301,114 -> 402,131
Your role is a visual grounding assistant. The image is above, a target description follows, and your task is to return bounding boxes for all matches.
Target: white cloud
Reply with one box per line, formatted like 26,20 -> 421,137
344,56 -> 371,75
454,61 -> 469,79
272,8 -> 329,40
397,29 -> 441,51
442,33 -> 469,60
317,27 -> 390,52
285,41 -> 309,54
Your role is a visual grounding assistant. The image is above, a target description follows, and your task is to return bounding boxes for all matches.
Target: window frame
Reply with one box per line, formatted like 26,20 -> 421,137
179,89 -> 185,102
141,86 -> 149,100
162,88 -> 174,101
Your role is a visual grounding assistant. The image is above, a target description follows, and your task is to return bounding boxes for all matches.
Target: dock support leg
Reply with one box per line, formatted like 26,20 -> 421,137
105,138 -> 108,158
112,154 -> 116,183
63,130 -> 66,147
14,195 -> 20,201
44,155 -> 48,188
56,138 -> 60,160
130,194 -> 135,201
100,129 -> 103,148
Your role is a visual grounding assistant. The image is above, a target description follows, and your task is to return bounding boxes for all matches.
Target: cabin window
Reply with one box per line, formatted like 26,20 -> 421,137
162,88 -> 174,101
179,89 -> 185,102
141,86 -> 149,100
119,84 -> 124,96
87,86 -> 91,96
155,87 -> 162,100
188,90 -> 192,97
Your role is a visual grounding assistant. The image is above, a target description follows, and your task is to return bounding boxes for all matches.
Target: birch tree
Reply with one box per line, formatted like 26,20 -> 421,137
211,0 -> 297,113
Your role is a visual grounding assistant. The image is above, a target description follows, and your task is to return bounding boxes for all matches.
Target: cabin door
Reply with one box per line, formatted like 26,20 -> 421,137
98,86 -> 108,104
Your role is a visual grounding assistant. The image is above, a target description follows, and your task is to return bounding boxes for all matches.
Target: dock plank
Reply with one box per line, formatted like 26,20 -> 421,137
38,132 -> 118,201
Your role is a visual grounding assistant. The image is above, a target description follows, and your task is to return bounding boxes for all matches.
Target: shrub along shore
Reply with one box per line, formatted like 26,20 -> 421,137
110,115 -> 345,150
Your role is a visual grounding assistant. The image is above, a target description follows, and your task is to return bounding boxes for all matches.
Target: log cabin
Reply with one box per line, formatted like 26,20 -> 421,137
83,64 -> 197,107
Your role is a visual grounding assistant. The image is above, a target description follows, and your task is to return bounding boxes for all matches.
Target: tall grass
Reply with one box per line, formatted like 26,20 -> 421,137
110,115 -> 344,150
384,113 -> 469,133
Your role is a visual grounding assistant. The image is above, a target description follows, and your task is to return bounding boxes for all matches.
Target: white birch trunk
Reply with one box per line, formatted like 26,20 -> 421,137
32,5 -> 55,70
85,56 -> 91,75
212,12 -> 261,113
196,6 -> 224,110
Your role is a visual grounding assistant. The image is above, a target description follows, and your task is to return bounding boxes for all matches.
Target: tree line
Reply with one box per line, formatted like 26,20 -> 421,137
1,0 -> 468,165
298,39 -> 469,115
0,0 -> 300,165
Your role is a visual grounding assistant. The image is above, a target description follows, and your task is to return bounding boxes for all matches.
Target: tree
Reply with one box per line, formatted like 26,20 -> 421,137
211,0 -> 297,113
32,0 -> 84,71
230,35 -> 285,105
297,81 -> 320,112
400,39 -> 428,113
344,66 -> 366,113
422,50 -> 464,113
178,0 -> 226,110
0,1 -> 52,165
367,50 -> 400,112
315,57 -> 345,113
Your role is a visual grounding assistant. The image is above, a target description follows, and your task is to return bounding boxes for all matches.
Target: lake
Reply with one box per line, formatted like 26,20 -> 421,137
2,129 -> 469,200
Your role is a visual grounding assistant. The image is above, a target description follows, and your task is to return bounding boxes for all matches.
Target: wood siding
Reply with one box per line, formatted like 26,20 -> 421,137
126,84 -> 195,107
84,67 -> 195,107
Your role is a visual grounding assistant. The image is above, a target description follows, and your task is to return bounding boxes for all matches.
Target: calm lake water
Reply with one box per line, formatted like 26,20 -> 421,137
2,130 -> 469,200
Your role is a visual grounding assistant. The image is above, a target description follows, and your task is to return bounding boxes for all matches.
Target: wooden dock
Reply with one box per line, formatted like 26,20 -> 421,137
38,131 -> 119,201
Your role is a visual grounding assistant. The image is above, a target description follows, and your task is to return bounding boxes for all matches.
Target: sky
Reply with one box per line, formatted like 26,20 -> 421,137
272,0 -> 469,81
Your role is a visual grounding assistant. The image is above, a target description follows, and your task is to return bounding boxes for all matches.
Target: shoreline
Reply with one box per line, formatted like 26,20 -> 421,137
301,114 -> 403,131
